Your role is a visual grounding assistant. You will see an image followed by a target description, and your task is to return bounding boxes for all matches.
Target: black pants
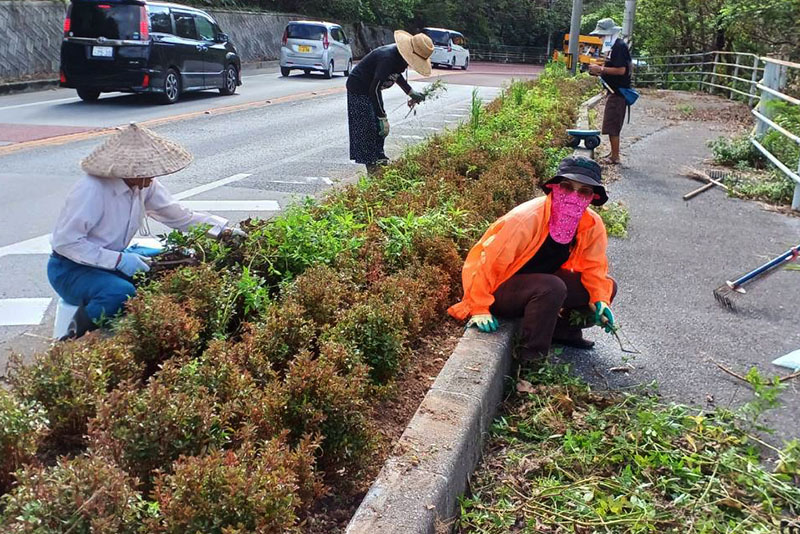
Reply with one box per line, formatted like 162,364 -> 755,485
490,270 -> 617,361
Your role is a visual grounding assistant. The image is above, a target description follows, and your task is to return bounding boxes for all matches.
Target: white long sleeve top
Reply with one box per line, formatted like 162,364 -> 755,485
51,175 -> 227,270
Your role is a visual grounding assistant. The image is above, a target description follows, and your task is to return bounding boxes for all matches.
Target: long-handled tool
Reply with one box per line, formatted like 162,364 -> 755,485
714,243 -> 800,310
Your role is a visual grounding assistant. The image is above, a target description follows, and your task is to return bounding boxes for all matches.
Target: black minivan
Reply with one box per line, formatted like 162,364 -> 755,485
60,0 -> 242,104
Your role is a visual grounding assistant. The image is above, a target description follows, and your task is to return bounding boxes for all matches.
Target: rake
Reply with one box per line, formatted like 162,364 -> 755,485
714,243 -> 800,310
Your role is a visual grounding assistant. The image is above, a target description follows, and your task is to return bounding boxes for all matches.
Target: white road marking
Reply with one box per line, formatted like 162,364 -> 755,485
0,298 -> 52,326
399,135 -> 425,140
304,176 -> 334,184
0,96 -> 82,111
173,173 -> 253,200
182,200 -> 280,212
0,234 -> 52,258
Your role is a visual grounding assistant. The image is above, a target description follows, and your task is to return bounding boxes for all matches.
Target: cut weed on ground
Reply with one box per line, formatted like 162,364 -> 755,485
458,364 -> 800,534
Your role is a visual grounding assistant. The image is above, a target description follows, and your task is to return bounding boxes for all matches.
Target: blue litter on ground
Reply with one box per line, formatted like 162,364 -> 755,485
772,349 -> 800,371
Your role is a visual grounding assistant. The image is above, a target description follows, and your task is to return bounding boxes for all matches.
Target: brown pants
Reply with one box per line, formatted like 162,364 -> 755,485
490,270 -> 617,361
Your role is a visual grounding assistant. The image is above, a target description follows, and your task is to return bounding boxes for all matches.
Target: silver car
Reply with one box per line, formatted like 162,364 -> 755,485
280,21 -> 353,78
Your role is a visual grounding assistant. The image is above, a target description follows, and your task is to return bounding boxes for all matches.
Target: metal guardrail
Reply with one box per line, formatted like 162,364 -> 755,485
634,51 -> 800,210
468,44 -> 550,65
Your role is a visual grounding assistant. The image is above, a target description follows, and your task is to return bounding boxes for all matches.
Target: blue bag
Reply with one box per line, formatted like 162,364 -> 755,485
617,87 -> 640,106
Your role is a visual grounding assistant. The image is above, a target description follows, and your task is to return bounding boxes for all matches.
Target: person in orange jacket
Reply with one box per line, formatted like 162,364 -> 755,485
448,155 -> 617,363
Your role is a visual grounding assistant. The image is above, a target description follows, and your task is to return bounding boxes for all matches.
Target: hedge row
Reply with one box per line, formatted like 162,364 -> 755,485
0,64 -> 597,533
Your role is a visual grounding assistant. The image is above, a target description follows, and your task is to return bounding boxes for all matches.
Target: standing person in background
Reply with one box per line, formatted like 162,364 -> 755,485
588,18 -> 632,165
346,31 -> 434,175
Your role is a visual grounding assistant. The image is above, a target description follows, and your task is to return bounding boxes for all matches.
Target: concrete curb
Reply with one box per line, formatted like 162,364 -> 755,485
345,324 -> 517,534
344,92 -> 604,534
0,78 -> 58,96
575,92 -> 604,159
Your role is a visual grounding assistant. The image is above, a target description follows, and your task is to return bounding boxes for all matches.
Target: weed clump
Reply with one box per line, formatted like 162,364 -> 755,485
0,389 -> 48,494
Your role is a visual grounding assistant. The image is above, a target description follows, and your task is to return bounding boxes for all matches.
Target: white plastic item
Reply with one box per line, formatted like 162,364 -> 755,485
53,298 -> 79,339
773,349 -> 800,371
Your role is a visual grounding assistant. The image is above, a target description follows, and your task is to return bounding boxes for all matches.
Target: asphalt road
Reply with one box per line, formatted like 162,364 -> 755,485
0,62 -> 540,370
560,91 -> 800,446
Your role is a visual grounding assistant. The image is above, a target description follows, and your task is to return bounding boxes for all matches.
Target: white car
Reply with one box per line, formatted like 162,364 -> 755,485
280,21 -> 353,79
423,27 -> 469,70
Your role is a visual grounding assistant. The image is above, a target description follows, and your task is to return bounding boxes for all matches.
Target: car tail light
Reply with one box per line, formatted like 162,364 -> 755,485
323,31 -> 329,49
60,70 -> 67,83
139,6 -> 149,40
282,28 -> 288,46
63,5 -> 71,36
142,74 -> 150,87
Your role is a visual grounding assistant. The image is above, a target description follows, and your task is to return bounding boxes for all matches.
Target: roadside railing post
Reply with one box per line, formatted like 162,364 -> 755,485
794,161 -> 800,211
748,55 -> 759,108
757,60 -> 785,136
710,52 -> 720,95
730,53 -> 740,100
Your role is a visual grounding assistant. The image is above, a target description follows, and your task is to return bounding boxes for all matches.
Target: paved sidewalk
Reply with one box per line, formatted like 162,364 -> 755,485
561,90 -> 800,446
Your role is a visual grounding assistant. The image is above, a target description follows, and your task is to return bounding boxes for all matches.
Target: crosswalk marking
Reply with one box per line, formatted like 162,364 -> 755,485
173,173 -> 253,200
182,200 -> 280,212
0,298 -> 52,326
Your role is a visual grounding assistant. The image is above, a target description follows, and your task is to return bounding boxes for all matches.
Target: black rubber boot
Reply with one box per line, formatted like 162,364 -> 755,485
61,306 -> 97,341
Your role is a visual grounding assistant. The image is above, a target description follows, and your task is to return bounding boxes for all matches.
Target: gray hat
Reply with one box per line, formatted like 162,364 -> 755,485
591,18 -> 622,36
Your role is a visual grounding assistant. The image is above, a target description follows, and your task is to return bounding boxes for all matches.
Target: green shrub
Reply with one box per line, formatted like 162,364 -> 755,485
148,437 -> 322,534
88,378 -> 229,484
114,293 -> 203,376
279,351 -> 373,475
724,170 -> 796,205
283,264 -> 358,328
8,339 -> 141,444
0,452 -> 149,534
0,389 -> 48,495
327,302 -> 406,384
708,134 -> 763,167
595,201 -> 631,238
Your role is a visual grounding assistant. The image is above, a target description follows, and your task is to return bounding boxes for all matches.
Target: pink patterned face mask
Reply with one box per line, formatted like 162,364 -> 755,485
548,183 -> 593,244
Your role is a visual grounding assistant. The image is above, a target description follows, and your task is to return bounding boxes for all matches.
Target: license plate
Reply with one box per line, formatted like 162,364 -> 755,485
92,46 -> 114,58
298,45 -> 311,53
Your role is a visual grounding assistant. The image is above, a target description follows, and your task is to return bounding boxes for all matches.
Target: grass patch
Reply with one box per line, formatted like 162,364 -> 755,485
596,201 -> 630,238
457,364 -> 800,533
724,169 -> 796,206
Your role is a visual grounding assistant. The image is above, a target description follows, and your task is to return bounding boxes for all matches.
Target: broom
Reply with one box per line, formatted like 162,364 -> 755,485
714,243 -> 800,310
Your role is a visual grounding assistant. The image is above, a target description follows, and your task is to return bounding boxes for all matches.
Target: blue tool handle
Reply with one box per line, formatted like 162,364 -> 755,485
731,243 -> 800,288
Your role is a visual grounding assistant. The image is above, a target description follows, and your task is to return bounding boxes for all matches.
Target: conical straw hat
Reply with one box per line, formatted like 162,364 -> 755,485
81,123 -> 192,179
394,30 -> 433,77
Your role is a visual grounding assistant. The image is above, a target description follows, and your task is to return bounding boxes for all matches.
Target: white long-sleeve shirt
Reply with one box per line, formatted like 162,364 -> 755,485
51,175 -> 227,270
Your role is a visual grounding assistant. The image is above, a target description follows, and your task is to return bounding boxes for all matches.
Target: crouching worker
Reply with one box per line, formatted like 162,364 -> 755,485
48,123 -> 244,339
448,156 -> 618,363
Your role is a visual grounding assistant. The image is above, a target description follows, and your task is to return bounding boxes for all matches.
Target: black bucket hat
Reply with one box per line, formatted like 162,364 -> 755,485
543,155 -> 608,206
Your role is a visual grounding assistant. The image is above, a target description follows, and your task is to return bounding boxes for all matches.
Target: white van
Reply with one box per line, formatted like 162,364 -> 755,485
423,27 -> 469,70
280,21 -> 353,78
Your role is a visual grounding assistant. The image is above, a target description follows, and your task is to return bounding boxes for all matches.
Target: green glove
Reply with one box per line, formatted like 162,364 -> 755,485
409,89 -> 425,104
467,314 -> 499,333
593,301 -> 616,333
378,116 -> 390,137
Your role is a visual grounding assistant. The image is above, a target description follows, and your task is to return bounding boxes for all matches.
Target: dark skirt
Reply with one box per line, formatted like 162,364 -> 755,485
347,91 -> 386,165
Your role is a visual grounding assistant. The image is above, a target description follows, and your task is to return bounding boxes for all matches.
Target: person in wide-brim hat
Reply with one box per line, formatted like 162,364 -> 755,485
47,123 -> 244,339
345,31 -> 434,174
449,155 -> 619,363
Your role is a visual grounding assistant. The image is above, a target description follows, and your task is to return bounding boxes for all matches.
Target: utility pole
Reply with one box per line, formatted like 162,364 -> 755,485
622,0 -> 637,44
567,0 -> 583,74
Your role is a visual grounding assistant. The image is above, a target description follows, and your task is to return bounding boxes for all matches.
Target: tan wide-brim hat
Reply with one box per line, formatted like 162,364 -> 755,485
394,30 -> 433,77
81,122 -> 192,179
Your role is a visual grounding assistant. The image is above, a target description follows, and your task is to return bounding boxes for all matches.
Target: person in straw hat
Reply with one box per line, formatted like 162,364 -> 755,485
346,30 -> 434,174
47,123 -> 245,338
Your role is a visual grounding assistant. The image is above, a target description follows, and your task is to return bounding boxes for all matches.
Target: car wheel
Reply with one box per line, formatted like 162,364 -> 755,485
462,57 -> 469,70
303,69 -> 310,75
159,68 -> 180,105
220,64 -> 238,96
76,88 -> 100,102
281,66 -> 291,77
324,61 -> 334,79
344,59 -> 352,77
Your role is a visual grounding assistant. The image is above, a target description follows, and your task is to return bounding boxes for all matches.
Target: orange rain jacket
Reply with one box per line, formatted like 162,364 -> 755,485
448,195 -> 614,320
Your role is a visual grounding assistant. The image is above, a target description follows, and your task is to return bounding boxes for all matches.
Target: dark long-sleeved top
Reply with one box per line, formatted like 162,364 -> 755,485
346,44 -> 411,117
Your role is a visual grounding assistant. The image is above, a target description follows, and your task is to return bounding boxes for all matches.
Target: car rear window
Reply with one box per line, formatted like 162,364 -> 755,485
424,29 -> 450,46
287,24 -> 326,40
70,2 -> 141,40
